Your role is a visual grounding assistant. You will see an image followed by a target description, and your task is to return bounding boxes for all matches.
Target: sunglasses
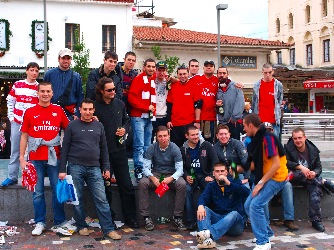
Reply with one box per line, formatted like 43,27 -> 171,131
104,88 -> 116,92
177,64 -> 188,70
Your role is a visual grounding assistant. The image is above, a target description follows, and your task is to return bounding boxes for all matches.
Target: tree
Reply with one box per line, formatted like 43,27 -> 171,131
72,31 -> 90,94
151,45 -> 180,76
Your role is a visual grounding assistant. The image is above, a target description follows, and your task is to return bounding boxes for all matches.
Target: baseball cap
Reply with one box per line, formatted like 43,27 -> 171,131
157,61 -> 167,69
204,60 -> 215,66
58,48 -> 73,58
263,122 -> 273,131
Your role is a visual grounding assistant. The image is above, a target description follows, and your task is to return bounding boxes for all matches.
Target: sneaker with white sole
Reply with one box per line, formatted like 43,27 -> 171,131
50,226 -> 73,236
59,221 -> 77,232
253,242 -> 271,250
196,229 -> 211,244
197,238 -> 216,249
32,223 -> 45,236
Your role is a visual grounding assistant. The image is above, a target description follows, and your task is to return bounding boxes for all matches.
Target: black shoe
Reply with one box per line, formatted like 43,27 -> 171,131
186,221 -> 197,231
173,216 -> 186,231
312,221 -> 325,232
324,180 -> 334,195
125,218 -> 139,228
144,217 -> 154,231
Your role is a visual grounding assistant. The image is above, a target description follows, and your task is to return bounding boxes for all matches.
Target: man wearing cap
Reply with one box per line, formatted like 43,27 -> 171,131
191,60 -> 218,144
152,61 -> 168,142
44,48 -> 84,120
86,51 -> 122,101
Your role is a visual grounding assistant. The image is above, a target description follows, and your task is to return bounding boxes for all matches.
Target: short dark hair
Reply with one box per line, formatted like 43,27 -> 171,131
124,51 -> 136,59
104,51 -> 118,61
144,58 -> 156,66
186,125 -> 198,135
95,77 -> 114,102
217,66 -> 228,73
213,162 -> 227,170
37,81 -> 52,91
81,98 -> 95,108
156,125 -> 169,135
243,113 -> 262,128
26,62 -> 40,70
292,127 -> 305,136
216,124 -> 230,134
177,64 -> 189,74
262,63 -> 272,70
188,59 -> 199,67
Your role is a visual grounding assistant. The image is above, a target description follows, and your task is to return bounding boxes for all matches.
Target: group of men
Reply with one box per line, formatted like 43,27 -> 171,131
1,48 -> 334,250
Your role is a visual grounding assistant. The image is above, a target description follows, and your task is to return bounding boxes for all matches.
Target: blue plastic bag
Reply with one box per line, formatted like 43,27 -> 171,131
56,179 -> 71,203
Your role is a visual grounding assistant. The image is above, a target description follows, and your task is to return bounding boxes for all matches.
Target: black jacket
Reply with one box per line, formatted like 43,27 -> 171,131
94,98 -> 130,153
284,138 -> 322,176
180,138 -> 219,177
86,64 -> 122,100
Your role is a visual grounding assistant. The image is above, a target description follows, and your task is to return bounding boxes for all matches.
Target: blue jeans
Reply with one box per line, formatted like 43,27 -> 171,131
272,124 -> 280,139
68,163 -> 114,234
280,181 -> 294,220
32,160 -> 65,226
7,121 -> 21,181
130,117 -> 152,175
185,176 -> 208,223
197,206 -> 244,241
244,179 -> 286,245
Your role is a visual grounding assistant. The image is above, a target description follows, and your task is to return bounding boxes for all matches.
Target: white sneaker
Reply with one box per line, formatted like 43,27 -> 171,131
197,238 -> 216,249
196,229 -> 211,244
59,221 -> 77,232
50,226 -> 73,236
253,242 -> 271,250
252,236 -> 274,243
32,223 -> 45,236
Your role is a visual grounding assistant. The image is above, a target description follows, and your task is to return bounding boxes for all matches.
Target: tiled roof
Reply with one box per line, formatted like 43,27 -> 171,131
133,26 -> 290,47
94,0 -> 134,3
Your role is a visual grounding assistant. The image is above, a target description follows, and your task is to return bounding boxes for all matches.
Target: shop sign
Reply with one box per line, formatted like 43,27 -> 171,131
304,80 -> 334,89
221,55 -> 257,68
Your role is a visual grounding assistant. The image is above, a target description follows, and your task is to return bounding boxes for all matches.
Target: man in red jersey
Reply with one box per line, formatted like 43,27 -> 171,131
19,82 -> 70,236
252,63 -> 283,139
167,65 -> 199,147
192,60 -> 218,144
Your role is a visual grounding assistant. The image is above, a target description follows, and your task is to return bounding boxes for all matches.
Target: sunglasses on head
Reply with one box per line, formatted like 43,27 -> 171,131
177,64 -> 188,70
104,88 -> 116,92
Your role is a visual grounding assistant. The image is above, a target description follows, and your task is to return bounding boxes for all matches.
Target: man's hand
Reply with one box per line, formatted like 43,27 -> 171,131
116,127 -> 125,137
162,176 -> 174,185
205,176 -> 214,182
299,165 -> 310,178
92,115 -> 99,121
102,171 -> 110,179
235,82 -> 244,89
59,173 -> 67,180
186,176 -> 194,185
194,122 -> 200,129
307,171 -> 316,179
197,205 -> 206,221
149,105 -> 155,112
218,175 -> 230,186
73,115 -> 79,120
19,158 -> 28,172
216,100 -> 223,107
252,181 -> 264,197
150,176 -> 160,187
167,122 -> 173,129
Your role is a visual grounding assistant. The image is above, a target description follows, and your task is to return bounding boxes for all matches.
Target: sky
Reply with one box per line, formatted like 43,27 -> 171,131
137,0 -> 268,39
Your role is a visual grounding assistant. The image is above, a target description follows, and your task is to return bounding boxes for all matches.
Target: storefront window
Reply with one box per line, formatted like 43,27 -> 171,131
315,93 -> 334,113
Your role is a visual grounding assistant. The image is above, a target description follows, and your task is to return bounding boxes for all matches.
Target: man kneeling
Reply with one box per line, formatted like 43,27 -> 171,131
196,162 -> 250,248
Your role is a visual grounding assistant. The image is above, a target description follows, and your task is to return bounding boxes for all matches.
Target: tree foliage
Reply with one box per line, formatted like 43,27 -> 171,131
151,45 -> 180,76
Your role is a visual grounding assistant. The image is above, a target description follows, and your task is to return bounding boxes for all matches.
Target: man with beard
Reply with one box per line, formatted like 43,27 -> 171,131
216,67 -> 244,140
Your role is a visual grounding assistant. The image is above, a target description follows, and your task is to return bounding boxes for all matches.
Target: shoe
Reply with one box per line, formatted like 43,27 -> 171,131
51,226 -> 73,236
312,220 -> 325,232
172,216 -> 186,231
186,221 -> 197,231
59,221 -> 77,232
32,223 -> 45,236
79,228 -> 95,236
284,220 -> 299,231
144,217 -> 154,231
252,236 -> 274,244
253,242 -> 271,250
196,229 -> 210,244
0,178 -> 18,187
106,230 -> 121,240
125,218 -> 139,228
324,180 -> 334,194
197,238 -> 216,249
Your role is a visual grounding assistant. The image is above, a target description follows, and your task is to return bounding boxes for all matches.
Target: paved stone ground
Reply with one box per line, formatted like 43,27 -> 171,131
1,219 -> 334,249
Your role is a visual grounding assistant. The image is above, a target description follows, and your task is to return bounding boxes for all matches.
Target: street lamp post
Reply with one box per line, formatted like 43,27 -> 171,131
216,4 -> 228,67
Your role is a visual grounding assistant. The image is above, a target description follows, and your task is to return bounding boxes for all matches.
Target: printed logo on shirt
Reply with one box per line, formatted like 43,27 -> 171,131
202,87 -> 215,97
52,112 -> 57,117
184,93 -> 190,96
34,120 -> 58,132
34,115 -> 40,118
191,159 -> 200,169
201,150 -> 207,157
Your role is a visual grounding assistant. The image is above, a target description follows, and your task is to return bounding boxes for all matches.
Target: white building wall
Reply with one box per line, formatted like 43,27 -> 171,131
0,0 -> 133,68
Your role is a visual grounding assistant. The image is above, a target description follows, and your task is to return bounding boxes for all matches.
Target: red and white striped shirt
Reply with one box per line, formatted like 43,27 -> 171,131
7,80 -> 39,124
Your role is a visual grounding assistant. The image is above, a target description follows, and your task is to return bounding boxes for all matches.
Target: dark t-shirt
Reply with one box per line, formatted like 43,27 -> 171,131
297,146 -> 311,169
188,142 -> 202,174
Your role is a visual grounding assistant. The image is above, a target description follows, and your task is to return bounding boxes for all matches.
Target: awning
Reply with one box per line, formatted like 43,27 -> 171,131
303,79 -> 334,89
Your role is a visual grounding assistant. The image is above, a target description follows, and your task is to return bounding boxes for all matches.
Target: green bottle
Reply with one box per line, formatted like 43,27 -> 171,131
159,174 -> 165,183
190,168 -> 196,181
231,161 -> 239,180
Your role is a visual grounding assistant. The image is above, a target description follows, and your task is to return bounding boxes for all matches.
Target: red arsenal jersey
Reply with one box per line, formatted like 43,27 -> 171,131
21,104 -> 69,161
259,79 -> 276,123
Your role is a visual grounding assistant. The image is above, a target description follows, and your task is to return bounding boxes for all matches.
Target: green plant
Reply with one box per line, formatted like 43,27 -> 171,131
72,31 -> 90,94
151,46 -> 180,76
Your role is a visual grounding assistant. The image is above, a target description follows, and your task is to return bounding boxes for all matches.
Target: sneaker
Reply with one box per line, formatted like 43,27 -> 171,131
59,221 -> 77,232
252,236 -> 274,244
125,218 -> 139,228
51,226 -> 73,236
78,228 -> 95,236
196,229 -> 210,244
253,242 -> 271,250
144,217 -> 154,231
106,230 -> 121,240
324,180 -> 334,194
172,216 -> 186,231
284,220 -> 299,231
32,223 -> 45,236
312,220 -> 325,232
197,238 -> 216,249
0,178 -> 18,187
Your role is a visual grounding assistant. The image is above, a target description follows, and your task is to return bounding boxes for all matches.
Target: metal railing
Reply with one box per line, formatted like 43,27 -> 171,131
282,113 -> 334,141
